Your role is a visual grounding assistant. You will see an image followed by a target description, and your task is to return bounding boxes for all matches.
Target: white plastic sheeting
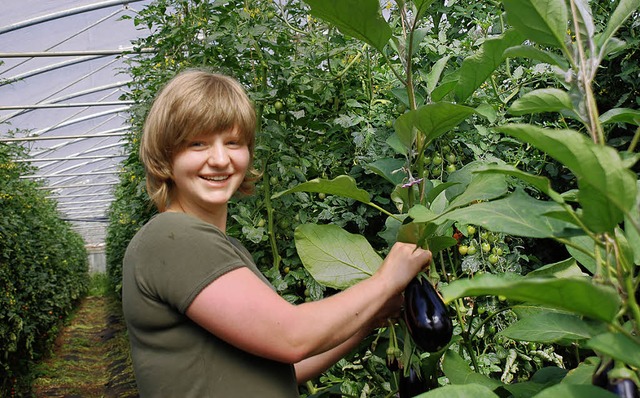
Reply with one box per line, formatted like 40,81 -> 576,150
0,0 -> 152,245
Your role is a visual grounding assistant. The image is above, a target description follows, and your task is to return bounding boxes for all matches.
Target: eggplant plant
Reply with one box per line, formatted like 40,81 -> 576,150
275,0 -> 640,396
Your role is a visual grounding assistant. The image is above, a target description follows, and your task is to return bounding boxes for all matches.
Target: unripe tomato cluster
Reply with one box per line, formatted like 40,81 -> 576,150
455,224 -> 508,270
422,144 -> 462,179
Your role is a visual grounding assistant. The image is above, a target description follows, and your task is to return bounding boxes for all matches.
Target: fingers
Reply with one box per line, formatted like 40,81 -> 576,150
391,242 -> 432,271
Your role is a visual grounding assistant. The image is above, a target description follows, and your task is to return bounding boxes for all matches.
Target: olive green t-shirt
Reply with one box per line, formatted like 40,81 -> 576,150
122,212 -> 298,397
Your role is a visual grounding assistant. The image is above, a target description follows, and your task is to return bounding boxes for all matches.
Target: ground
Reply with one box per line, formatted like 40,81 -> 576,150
30,294 -> 138,398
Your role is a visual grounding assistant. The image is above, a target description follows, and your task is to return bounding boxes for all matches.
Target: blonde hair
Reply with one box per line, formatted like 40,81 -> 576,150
140,69 -> 258,211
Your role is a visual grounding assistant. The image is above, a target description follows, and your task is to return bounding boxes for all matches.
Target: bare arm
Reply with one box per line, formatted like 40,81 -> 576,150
186,242 -> 430,365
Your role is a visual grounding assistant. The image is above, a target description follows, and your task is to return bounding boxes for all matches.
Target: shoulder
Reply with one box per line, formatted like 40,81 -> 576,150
136,212 -> 226,244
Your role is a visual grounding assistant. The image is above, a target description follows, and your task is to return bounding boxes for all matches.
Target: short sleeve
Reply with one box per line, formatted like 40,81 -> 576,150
131,213 -> 247,313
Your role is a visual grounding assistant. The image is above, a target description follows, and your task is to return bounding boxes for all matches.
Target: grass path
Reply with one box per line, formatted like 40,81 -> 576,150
31,288 -> 138,397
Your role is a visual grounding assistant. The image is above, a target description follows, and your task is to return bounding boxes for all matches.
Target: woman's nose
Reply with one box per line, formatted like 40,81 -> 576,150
206,143 -> 230,166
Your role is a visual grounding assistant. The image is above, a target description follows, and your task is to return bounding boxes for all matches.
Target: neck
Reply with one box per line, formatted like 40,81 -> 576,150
166,202 -> 227,233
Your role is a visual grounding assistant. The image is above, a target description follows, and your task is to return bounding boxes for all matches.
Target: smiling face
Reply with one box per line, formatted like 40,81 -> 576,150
169,127 -> 250,227
140,70 -> 257,214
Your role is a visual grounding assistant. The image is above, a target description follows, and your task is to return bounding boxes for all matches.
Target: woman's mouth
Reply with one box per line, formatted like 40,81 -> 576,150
201,175 -> 229,182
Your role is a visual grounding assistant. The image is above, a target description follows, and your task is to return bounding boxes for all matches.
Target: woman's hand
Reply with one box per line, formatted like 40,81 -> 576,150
375,242 -> 432,296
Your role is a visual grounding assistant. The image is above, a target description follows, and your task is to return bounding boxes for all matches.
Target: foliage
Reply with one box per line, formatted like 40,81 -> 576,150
287,0 -> 640,396
0,141 -> 89,397
105,0 -> 640,396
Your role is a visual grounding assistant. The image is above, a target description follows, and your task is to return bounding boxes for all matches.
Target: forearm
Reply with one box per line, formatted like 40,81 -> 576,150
294,326 -> 373,383
287,274 -> 393,359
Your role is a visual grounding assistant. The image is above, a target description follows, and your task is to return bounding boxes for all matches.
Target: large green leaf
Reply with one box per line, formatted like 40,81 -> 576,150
503,45 -> 568,68
625,182 -> 640,264
526,258 -> 586,278
395,102 -> 476,149
441,188 -> 575,239
599,107 -> 640,126
303,0 -> 392,52
446,172 -> 508,210
531,384 -> 619,398
294,224 -> 382,290
564,235 -> 601,274
497,124 -> 638,233
597,0 -> 640,50
413,0 -> 438,23
271,175 -> 371,204
586,332 -> 640,368
442,350 -> 504,390
561,357 -> 600,385
500,312 -> 594,344
365,158 -> 406,186
503,0 -> 568,49
454,29 -> 524,102
474,164 -> 564,203
508,88 -> 573,116
441,273 -> 622,322
416,384 -> 500,398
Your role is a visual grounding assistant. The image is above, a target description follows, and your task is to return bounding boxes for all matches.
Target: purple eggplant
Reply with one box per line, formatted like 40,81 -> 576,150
403,276 -> 453,352
398,366 -> 429,398
608,379 -> 640,398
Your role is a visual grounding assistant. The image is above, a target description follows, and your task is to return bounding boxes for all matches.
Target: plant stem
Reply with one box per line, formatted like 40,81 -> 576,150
263,169 -> 281,270
628,126 -> 640,152
624,275 -> 640,332
569,0 -> 604,144
366,201 -> 402,221
453,297 -> 479,372
305,381 -> 317,395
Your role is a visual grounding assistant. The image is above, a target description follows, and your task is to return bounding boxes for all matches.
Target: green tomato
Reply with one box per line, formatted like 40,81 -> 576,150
482,242 -> 491,253
431,166 -> 442,177
274,100 -> 284,111
442,144 -> 451,153
257,218 -> 266,228
432,155 -> 443,165
318,192 -> 326,200
481,231 -> 489,240
279,219 -> 290,229
269,176 -> 278,185
385,119 -> 393,128
488,254 -> 499,264
423,155 -> 432,166
446,164 -> 457,173
446,153 -> 457,163
458,245 -> 469,255
467,225 -> 476,235
467,245 -> 477,255
278,113 -> 286,122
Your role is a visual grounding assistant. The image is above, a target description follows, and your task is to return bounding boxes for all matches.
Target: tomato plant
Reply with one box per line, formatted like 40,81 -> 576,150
0,141 -> 89,396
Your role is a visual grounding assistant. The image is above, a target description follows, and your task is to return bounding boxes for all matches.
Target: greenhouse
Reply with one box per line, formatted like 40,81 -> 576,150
1,1 -> 639,397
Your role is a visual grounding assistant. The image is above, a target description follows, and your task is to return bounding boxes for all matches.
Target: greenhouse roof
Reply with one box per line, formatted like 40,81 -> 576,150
0,0 -> 153,246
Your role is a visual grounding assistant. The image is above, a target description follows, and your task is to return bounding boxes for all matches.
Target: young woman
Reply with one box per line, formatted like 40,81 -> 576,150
122,69 -> 432,397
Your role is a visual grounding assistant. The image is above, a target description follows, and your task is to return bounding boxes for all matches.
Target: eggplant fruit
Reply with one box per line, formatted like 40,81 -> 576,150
398,366 -> 429,398
608,379 -> 640,398
403,276 -> 453,352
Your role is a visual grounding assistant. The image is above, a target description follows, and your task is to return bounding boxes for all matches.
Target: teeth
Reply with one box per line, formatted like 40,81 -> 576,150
202,175 -> 228,181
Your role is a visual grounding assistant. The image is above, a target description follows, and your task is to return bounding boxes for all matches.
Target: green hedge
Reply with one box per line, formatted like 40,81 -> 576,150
0,142 -> 89,396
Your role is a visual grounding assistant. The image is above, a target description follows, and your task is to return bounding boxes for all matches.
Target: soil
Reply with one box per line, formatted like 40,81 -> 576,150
30,295 -> 139,398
